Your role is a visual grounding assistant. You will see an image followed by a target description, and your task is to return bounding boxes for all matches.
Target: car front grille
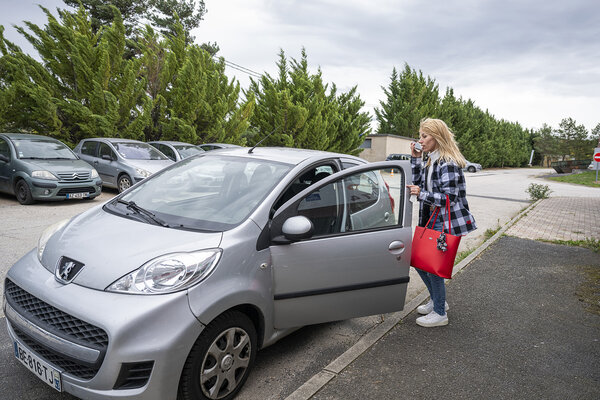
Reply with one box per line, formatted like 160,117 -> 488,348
12,326 -> 99,379
5,279 -> 108,346
57,171 -> 91,181
4,279 -> 108,379
56,186 -> 97,196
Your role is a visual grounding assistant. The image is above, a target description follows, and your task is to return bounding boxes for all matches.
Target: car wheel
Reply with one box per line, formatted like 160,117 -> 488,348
178,311 -> 257,400
15,180 -> 34,205
117,175 -> 132,193
467,166 -> 476,173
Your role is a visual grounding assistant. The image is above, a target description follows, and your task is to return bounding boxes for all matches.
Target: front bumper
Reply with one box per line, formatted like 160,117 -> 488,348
4,250 -> 205,400
29,178 -> 103,201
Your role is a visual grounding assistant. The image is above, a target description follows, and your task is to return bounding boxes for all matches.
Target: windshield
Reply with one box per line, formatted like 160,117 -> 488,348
114,142 -> 169,160
14,138 -> 77,160
174,145 -> 204,159
109,155 -> 293,231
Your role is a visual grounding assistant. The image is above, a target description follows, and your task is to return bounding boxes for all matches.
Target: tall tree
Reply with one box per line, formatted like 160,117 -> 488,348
246,49 -> 369,155
139,23 -> 251,144
0,6 -> 148,145
557,117 -> 590,159
534,124 -> 562,166
374,63 -> 439,138
62,0 -> 214,49
0,5 -> 250,146
150,0 -> 206,44
63,0 -> 149,35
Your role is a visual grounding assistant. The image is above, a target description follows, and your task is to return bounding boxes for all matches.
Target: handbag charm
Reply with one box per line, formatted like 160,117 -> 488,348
437,231 -> 448,252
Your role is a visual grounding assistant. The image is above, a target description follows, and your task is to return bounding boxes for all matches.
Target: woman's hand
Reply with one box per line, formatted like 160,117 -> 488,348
406,185 -> 421,197
410,142 -> 421,158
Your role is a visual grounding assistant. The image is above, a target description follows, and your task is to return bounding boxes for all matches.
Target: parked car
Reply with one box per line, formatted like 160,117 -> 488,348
148,141 -> 205,162
74,138 -> 174,192
0,133 -> 102,204
4,147 -> 412,400
464,160 -> 482,173
385,153 -> 411,161
197,143 -> 242,151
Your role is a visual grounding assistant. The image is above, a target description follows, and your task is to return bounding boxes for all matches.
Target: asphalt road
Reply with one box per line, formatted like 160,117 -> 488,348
312,236 -> 600,400
1,168 -> 598,399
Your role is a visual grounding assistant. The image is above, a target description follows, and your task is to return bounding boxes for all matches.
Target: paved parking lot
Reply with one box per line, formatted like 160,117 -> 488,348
1,167 -> 598,400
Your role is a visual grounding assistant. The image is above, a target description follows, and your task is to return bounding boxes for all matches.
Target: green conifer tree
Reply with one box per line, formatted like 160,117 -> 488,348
0,6 -> 148,145
247,49 -> 369,154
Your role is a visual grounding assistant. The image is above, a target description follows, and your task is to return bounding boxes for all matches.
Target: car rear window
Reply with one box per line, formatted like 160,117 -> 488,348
114,142 -> 169,160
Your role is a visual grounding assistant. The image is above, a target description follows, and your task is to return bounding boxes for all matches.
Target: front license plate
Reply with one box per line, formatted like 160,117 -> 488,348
14,340 -> 62,392
66,192 -> 89,199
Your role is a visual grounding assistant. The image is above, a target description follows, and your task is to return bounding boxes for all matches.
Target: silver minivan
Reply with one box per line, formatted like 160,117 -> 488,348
74,138 -> 174,192
4,147 -> 412,400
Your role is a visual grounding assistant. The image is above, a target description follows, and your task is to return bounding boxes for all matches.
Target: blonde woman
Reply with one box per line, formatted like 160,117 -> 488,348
406,118 -> 477,327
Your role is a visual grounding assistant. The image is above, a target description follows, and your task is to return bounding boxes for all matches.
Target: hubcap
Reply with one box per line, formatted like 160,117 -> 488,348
200,327 -> 251,399
119,178 -> 131,192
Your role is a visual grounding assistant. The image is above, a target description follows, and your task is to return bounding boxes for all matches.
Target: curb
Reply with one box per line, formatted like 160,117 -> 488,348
284,199 -> 542,400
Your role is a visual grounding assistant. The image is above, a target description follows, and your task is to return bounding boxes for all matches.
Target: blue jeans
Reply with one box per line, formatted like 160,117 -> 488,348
416,212 -> 446,315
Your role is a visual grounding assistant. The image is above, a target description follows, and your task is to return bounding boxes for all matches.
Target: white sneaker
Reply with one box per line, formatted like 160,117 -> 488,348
416,311 -> 449,327
417,300 -> 449,315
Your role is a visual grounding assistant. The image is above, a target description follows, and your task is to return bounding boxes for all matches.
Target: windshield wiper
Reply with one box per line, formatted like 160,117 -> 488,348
116,199 -> 170,227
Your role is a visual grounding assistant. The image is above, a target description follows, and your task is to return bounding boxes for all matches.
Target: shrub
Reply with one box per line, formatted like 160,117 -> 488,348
526,183 -> 552,200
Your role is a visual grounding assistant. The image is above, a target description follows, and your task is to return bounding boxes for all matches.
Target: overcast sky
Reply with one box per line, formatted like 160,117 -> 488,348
3,0 -> 599,133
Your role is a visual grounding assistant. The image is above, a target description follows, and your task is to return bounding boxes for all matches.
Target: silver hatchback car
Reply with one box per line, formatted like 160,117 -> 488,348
4,147 -> 413,400
74,138 -> 174,192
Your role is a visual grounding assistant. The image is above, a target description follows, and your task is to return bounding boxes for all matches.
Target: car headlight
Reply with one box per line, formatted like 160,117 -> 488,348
106,249 -> 222,294
91,168 -> 99,179
135,168 -> 152,178
32,170 -> 58,180
37,219 -> 70,261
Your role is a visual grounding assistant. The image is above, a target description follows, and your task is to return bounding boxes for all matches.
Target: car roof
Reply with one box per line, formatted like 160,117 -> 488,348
1,133 -> 61,141
204,146 -> 364,165
148,141 -> 194,146
82,137 -> 146,144
200,143 -> 241,147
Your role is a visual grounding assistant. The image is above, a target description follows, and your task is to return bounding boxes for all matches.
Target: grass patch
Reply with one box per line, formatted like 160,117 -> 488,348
576,265 -> 600,316
484,226 -> 501,240
540,238 -> 600,253
547,170 -> 600,188
454,248 -> 475,265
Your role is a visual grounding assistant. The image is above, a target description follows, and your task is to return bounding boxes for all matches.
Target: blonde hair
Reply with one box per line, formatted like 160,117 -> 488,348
420,118 -> 466,168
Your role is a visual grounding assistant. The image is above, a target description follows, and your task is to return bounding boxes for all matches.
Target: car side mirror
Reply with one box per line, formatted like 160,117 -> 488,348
0,154 -> 9,163
281,215 -> 314,241
101,154 -> 114,161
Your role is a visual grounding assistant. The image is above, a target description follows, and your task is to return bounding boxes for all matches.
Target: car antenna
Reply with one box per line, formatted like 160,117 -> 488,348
248,126 -> 278,154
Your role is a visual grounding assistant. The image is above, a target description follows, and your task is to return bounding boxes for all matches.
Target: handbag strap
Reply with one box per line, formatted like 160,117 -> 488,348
443,194 -> 452,234
424,194 -> 453,234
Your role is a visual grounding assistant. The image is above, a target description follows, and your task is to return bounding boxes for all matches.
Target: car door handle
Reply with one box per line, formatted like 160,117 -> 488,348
388,241 -> 405,254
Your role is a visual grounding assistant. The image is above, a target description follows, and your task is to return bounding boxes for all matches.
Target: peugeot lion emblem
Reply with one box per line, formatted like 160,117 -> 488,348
55,257 -> 84,284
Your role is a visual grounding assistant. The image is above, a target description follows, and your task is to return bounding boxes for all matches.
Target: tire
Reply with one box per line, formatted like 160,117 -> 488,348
117,174 -> 132,193
15,180 -> 34,205
467,166 -> 476,173
178,311 -> 257,400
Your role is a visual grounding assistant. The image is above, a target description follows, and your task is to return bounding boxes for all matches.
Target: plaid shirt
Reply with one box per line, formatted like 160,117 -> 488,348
411,156 -> 477,236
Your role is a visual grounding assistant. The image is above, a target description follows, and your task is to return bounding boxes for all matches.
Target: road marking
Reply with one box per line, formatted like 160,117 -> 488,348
469,194 -> 531,203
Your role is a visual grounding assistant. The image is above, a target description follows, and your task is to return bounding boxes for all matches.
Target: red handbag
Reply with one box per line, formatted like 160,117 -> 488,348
410,195 -> 461,279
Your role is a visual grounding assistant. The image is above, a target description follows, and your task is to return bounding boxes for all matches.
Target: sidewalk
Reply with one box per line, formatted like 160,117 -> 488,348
505,197 -> 600,241
287,196 -> 600,400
